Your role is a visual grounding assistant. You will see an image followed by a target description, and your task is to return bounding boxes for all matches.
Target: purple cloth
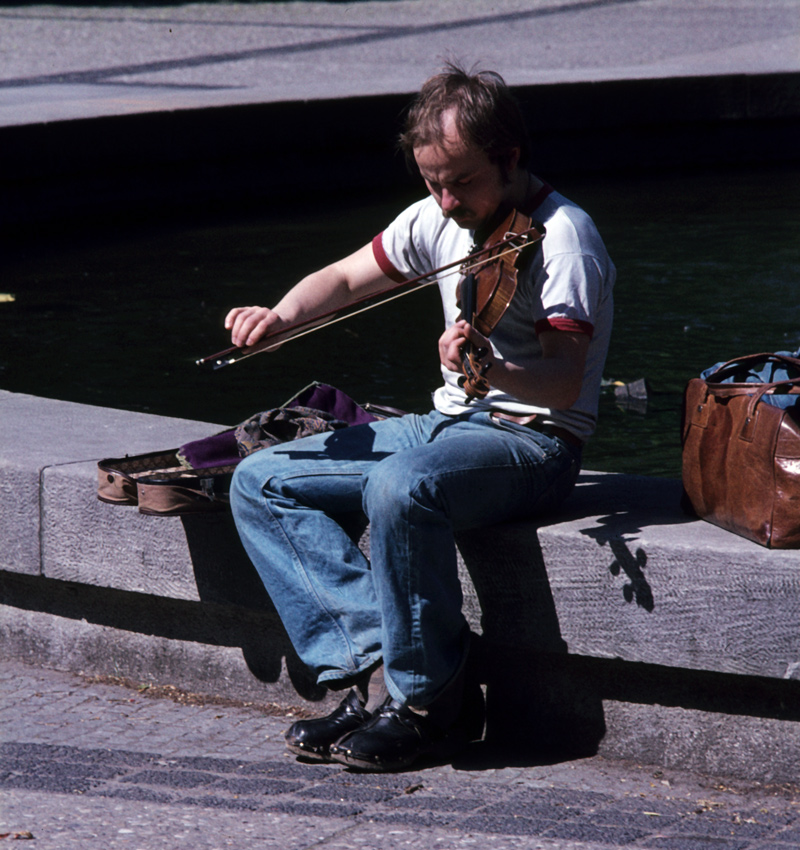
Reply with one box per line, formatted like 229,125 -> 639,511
177,384 -> 377,470
178,429 -> 240,470
287,383 -> 378,426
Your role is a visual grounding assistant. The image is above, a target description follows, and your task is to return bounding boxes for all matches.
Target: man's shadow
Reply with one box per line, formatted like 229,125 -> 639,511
455,524 -> 607,768
180,511 -> 327,702
453,473 -> 692,769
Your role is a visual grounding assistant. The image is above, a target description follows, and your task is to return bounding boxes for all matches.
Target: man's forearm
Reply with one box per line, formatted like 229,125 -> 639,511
483,355 -> 585,410
274,244 -> 393,325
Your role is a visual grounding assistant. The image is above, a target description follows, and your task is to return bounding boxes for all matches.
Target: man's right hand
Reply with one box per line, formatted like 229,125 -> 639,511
224,306 -> 285,348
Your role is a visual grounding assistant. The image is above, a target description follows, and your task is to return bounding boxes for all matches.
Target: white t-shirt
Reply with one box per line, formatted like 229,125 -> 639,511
372,183 -> 615,442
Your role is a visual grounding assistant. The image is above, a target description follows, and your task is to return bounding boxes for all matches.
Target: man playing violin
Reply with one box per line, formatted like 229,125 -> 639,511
225,62 -> 615,772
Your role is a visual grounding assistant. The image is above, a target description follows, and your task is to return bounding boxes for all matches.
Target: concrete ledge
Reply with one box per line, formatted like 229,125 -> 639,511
2,390 -> 800,782
459,476 -> 800,682
0,390 -> 225,583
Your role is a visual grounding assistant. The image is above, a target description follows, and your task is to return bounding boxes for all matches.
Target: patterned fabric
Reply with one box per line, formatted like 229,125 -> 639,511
234,406 -> 350,458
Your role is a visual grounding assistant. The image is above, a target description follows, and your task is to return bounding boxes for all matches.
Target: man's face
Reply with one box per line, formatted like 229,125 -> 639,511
413,112 -> 518,232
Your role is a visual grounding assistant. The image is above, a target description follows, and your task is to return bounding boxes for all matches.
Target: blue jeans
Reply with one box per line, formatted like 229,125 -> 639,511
230,409 -> 580,707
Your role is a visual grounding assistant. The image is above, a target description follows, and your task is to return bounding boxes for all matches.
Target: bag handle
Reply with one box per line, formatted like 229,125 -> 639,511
706,380 -> 800,399
704,352 -> 800,385
738,377 -> 800,441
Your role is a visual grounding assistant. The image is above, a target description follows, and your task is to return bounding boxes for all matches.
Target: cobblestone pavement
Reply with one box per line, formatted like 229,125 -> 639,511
1,661 -> 799,849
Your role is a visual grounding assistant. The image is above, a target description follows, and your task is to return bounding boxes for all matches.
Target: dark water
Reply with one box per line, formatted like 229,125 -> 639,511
3,165 -> 799,478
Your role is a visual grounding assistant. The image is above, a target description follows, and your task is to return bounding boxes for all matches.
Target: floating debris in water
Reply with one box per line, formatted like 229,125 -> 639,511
613,378 -> 648,413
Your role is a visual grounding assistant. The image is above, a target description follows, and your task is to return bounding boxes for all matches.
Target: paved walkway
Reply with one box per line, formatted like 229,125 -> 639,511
2,660 -> 799,849
0,0 -> 798,127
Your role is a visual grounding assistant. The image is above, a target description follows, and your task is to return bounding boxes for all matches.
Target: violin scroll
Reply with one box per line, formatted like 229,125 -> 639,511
459,348 -> 492,400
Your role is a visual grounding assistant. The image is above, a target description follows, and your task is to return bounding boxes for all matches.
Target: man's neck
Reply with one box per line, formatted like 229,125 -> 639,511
509,170 -> 543,210
475,171 -> 544,240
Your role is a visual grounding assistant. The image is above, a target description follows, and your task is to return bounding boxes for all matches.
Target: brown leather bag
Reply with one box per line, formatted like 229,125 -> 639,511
682,353 -> 800,548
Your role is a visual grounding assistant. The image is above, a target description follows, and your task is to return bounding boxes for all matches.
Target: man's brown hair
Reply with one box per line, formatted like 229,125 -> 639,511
399,62 -> 532,179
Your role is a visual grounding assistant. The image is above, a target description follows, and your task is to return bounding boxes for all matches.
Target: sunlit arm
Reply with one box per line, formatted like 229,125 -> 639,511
225,243 -> 395,348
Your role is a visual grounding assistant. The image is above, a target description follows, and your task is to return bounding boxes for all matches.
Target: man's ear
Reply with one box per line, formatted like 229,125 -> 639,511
500,146 -> 522,182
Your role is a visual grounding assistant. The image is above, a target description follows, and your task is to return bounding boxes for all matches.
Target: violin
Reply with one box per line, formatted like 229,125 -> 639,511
197,212 -> 543,371
457,209 -> 545,401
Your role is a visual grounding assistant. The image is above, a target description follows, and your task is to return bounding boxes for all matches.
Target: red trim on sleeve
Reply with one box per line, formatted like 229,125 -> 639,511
535,317 -> 594,339
372,233 -> 409,284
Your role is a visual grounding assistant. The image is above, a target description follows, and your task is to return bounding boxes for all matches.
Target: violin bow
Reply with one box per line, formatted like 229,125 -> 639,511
196,225 -> 543,370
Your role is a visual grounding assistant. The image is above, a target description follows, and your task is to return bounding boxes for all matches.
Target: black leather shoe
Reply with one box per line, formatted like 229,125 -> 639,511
329,682 -> 484,772
285,689 -> 371,762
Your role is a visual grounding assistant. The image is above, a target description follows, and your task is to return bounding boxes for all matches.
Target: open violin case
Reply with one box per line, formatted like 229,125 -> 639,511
97,383 -> 404,516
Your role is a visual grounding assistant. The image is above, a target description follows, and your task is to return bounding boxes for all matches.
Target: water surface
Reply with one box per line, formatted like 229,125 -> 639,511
3,165 -> 798,478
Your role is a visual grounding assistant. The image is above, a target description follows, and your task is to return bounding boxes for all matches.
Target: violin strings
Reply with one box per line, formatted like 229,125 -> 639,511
460,235 -> 534,276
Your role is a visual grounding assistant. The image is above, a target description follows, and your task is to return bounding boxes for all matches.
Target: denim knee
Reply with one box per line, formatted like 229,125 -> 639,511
361,454 -> 436,521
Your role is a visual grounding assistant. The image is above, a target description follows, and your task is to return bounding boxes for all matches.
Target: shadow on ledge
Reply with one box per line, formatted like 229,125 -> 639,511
457,523 -> 607,763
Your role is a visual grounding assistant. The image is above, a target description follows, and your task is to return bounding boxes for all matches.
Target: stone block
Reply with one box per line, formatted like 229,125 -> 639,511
0,390 -> 224,578
457,472 -> 800,682
42,460 -> 201,599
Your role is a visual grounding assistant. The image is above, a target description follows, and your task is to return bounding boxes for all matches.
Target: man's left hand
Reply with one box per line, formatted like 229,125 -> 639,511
438,320 -> 494,374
